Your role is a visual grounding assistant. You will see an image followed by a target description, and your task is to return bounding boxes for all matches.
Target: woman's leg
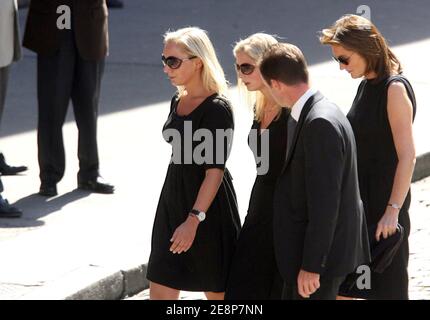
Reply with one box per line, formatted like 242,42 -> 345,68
150,281 -> 180,300
205,292 -> 225,300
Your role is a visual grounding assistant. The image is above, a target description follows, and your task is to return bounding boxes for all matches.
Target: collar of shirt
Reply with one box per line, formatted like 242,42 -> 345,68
290,88 -> 318,122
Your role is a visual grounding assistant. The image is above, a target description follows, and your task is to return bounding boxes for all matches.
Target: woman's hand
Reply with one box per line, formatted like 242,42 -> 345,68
375,206 -> 399,241
169,215 -> 200,254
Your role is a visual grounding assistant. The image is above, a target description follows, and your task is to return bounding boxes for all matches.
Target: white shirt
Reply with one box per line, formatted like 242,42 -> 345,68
290,88 -> 318,122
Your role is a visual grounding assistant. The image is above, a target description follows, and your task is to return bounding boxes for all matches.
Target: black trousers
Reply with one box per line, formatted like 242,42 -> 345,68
0,66 -> 10,125
282,276 -> 345,300
37,31 -> 105,184
0,66 -> 9,195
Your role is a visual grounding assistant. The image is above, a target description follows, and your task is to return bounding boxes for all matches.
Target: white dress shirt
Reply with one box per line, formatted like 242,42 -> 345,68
290,87 -> 318,122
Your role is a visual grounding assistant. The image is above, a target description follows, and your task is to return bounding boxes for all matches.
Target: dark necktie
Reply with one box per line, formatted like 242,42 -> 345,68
286,115 -> 297,159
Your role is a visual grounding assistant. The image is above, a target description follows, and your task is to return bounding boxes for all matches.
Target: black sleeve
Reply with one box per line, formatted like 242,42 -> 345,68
301,117 -> 345,274
199,97 -> 234,170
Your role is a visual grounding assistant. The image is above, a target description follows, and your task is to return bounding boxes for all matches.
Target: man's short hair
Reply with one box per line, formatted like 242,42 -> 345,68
259,43 -> 309,86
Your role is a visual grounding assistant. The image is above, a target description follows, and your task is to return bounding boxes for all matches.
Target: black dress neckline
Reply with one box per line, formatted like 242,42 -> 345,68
257,110 -> 283,134
173,92 -> 218,118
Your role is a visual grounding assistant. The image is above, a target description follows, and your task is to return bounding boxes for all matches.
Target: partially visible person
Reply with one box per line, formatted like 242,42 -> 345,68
147,27 -> 241,300
17,0 -> 30,9
260,43 -> 370,300
320,14 -> 417,300
0,0 -> 27,176
107,0 -> 124,8
225,33 -> 286,300
0,179 -> 21,218
23,0 -> 114,196
0,154 -> 27,176
0,0 -> 24,218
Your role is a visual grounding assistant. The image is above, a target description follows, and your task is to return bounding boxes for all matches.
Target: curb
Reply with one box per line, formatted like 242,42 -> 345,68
17,263 -> 149,300
58,153 -> 430,300
66,264 -> 149,300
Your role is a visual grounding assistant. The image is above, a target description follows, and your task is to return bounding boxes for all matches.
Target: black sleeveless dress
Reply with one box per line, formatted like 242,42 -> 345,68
146,93 -> 241,292
225,108 -> 288,300
344,75 -> 417,299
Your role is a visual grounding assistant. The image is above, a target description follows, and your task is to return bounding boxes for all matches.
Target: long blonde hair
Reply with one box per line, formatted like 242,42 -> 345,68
164,27 -> 229,97
233,33 -> 281,121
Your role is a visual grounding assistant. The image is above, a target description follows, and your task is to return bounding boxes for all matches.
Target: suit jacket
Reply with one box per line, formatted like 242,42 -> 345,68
23,0 -> 109,61
273,91 -> 370,284
0,0 -> 21,68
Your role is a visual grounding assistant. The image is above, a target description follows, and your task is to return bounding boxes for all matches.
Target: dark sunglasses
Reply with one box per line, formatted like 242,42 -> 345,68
161,55 -> 197,69
332,53 -> 354,66
235,63 -> 256,75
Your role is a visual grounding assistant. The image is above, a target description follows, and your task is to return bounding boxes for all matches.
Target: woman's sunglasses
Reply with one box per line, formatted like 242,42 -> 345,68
162,55 -> 197,69
332,53 -> 354,66
235,63 -> 256,75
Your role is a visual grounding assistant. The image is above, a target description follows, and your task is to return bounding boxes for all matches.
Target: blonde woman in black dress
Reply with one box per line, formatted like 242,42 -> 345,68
321,15 -> 417,300
225,33 -> 287,299
147,27 -> 241,300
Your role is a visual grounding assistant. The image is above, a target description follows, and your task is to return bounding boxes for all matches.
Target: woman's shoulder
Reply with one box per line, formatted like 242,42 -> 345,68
387,80 -> 408,94
371,73 -> 411,90
204,94 -> 233,116
386,76 -> 416,113
384,74 -> 415,104
207,93 -> 232,108
199,94 -> 234,128
385,74 -> 412,91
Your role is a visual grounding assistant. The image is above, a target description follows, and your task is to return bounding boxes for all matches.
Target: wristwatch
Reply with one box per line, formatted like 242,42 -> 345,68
190,209 -> 206,222
388,203 -> 401,210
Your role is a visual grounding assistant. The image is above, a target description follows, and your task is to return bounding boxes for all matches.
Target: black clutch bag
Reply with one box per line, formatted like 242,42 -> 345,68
339,223 -> 404,295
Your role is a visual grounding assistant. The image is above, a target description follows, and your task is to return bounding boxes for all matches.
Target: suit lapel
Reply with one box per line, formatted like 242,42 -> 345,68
281,91 -> 325,174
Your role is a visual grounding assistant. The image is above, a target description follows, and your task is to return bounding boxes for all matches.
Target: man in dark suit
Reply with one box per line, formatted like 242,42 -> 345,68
23,0 -> 114,196
259,43 -> 370,300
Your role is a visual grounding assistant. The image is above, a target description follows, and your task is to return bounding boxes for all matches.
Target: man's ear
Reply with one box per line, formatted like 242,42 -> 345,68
263,78 -> 275,89
271,79 -> 282,90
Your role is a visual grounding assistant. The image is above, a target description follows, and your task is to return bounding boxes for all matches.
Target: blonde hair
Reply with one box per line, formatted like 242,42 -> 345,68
233,33 -> 281,122
320,15 -> 402,82
164,27 -> 229,97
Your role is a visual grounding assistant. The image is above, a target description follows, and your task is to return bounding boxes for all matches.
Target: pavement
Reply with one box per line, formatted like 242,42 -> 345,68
130,177 -> 430,300
0,0 -> 429,300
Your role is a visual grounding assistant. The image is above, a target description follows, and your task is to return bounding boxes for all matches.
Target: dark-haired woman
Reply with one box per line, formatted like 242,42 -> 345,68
320,14 -> 417,300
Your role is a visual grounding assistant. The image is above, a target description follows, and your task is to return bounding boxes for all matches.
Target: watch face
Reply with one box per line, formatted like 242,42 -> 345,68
198,212 -> 206,221
190,209 -> 206,222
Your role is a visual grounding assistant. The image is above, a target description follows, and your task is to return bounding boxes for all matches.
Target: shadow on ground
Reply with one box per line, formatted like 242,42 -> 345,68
0,190 -> 91,228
